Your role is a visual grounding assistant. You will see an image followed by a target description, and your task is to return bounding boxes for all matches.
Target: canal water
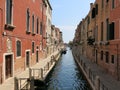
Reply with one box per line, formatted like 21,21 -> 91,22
46,47 -> 91,90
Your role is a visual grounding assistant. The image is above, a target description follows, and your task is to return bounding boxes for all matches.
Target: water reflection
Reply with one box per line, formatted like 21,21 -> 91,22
46,47 -> 91,90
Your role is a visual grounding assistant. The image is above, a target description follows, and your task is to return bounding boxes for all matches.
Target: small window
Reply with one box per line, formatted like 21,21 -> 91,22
102,0 -> 104,8
101,51 -> 103,60
106,52 -> 109,63
101,22 -> 104,41
16,40 -> 21,57
112,0 -> 115,9
106,18 -> 109,40
111,55 -> 114,64
91,8 -> 96,18
32,42 -> 35,53
95,4 -> 98,15
109,22 -> 115,40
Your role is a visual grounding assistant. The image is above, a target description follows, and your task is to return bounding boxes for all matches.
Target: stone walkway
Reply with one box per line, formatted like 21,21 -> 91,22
0,50 -> 59,90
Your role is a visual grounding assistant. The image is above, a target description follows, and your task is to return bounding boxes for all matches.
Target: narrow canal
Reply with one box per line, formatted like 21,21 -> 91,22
46,47 -> 91,90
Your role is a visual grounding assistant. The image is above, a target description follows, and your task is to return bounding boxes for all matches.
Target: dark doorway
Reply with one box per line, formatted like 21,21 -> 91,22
26,51 -> 30,67
5,55 -> 12,79
36,51 -> 39,63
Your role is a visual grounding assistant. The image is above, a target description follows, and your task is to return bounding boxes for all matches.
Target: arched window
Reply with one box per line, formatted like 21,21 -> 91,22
16,40 -> 21,57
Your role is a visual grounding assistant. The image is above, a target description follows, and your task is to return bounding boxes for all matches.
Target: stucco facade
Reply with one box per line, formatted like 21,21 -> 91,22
0,0 -> 47,83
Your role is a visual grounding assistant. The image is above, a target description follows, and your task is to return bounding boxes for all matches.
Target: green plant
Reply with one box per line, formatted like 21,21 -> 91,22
87,36 -> 95,45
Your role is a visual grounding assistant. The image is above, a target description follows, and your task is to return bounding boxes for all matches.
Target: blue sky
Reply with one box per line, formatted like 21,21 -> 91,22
49,0 -> 95,43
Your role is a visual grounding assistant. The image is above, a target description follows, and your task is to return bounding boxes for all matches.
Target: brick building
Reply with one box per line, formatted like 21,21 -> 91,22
109,0 -> 120,80
0,0 -> 47,84
73,0 -> 120,80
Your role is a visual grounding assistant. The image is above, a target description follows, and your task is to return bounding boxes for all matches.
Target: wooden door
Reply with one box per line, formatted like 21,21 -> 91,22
5,55 -> 12,79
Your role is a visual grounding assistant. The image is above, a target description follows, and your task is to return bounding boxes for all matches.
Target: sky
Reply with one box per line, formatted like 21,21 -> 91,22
49,0 -> 95,43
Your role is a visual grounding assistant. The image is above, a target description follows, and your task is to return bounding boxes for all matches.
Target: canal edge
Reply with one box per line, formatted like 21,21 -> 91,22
43,51 -> 62,82
72,51 -> 96,90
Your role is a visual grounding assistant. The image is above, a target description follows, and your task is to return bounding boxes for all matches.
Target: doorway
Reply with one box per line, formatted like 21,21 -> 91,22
36,51 -> 39,63
5,55 -> 13,79
26,51 -> 30,68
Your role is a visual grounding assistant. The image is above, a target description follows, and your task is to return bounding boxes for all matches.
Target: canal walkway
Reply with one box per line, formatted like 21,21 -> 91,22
72,46 -> 120,90
0,50 -> 60,90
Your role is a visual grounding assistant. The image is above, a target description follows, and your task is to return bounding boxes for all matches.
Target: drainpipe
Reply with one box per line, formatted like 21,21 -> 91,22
0,8 -> 3,51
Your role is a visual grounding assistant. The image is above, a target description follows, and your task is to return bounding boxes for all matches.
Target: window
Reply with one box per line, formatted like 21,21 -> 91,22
109,22 -> 115,40
111,55 -> 114,64
95,4 -> 98,15
101,51 -> 103,60
92,8 -> 96,18
6,0 -> 12,24
112,0 -> 115,9
40,22 -> 42,35
106,18 -> 109,40
32,42 -> 35,53
101,22 -> 104,41
32,15 -> 34,34
36,18 -> 39,34
106,0 -> 109,3
16,40 -> 21,57
102,0 -> 104,8
26,8 -> 30,32
106,52 -> 109,63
